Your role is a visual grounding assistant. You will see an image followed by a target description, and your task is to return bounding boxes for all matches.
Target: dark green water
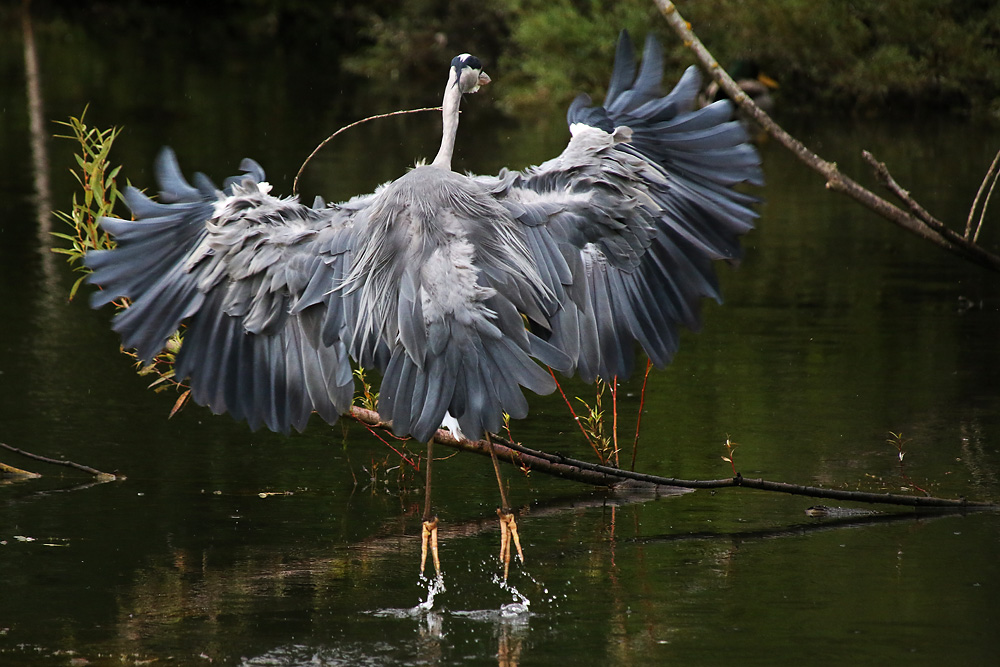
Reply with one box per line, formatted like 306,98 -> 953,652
2,13 -> 1000,667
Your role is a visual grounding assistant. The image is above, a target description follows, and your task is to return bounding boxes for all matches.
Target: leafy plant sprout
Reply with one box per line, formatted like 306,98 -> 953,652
886,431 -> 929,495
722,435 -> 739,476
52,109 -> 123,300
353,368 -> 379,412
575,379 -> 614,465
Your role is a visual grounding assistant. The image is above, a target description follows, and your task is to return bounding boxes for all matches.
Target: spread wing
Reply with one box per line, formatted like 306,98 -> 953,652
85,31 -> 761,441
479,32 -> 763,383
86,149 -> 371,433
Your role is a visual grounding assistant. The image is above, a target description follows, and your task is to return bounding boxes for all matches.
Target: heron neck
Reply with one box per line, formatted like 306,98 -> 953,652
431,78 -> 461,170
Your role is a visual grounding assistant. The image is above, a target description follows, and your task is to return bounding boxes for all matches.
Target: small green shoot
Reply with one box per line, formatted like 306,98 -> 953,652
722,435 -> 739,476
353,368 -> 379,411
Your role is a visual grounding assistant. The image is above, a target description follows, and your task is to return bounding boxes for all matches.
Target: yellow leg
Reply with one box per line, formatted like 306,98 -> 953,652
487,433 -> 524,580
497,508 -> 525,580
420,516 -> 440,576
420,439 -> 441,577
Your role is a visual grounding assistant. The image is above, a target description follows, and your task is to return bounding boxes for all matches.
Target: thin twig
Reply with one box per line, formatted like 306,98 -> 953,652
630,359 -> 652,471
652,0 -> 1000,273
862,150 -> 945,232
887,431 -> 929,496
611,375 -> 619,467
548,367 -> 601,456
966,148 -> 1000,240
974,159 -> 1000,243
0,442 -> 120,481
292,106 -> 443,195
359,422 -> 419,470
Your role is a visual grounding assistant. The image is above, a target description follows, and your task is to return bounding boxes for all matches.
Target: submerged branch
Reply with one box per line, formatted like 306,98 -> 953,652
0,442 -> 121,481
344,408 -> 997,511
653,0 -> 1000,273
1,460 -> 41,479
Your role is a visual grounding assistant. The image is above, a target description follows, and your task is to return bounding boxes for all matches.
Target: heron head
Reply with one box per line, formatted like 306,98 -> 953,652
451,53 -> 491,94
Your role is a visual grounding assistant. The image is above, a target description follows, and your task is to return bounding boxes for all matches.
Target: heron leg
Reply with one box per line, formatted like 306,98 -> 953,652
486,433 -> 523,580
420,438 -> 441,577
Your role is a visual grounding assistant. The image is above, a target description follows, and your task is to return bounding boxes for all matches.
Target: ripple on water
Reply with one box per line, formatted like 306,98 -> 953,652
369,567 -> 535,622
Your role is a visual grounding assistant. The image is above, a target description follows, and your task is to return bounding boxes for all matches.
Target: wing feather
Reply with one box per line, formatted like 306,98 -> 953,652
479,30 -> 762,382
86,148 -> 365,433
87,30 -> 762,443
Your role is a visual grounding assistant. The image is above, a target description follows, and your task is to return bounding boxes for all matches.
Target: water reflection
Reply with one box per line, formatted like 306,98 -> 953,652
99,485 -> 975,667
93,491 -> 638,665
22,1 -> 54,275
3,7 -> 1000,666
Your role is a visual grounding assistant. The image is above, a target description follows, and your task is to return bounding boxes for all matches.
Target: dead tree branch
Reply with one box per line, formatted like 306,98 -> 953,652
967,148 -> 1000,242
653,0 -> 1000,272
344,408 -> 997,511
862,150 -> 944,231
0,442 -> 121,481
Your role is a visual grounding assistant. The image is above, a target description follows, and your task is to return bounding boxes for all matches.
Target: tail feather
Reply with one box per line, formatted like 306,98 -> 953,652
380,310 -> 555,443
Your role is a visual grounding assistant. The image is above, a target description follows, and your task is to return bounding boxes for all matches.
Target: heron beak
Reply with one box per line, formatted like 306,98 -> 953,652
478,71 -> 492,88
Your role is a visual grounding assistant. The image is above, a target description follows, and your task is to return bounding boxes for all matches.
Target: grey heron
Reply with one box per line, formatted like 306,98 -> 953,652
86,32 -> 762,579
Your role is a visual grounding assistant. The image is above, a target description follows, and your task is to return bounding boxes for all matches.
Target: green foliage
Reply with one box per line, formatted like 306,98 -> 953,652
51,109 -> 123,300
575,379 -> 615,465
672,0 -> 1000,114
342,0 -> 513,103
494,0 -> 664,112
21,1 -> 1000,117
347,0 -> 1000,115
354,368 -> 379,412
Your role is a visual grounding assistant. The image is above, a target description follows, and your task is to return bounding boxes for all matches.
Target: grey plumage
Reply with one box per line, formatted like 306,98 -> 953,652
86,32 -> 762,443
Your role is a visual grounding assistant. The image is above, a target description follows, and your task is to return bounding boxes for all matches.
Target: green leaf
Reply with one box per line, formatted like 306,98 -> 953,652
68,275 -> 87,300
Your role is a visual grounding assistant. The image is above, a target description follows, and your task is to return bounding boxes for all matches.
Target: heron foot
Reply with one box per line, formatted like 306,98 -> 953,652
420,517 -> 441,576
497,508 -> 523,580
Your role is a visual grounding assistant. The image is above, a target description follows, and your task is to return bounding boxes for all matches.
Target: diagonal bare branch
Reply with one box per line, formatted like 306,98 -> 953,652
0,441 -> 120,481
652,0 -> 1000,273
862,150 -> 945,232
969,148 -> 1000,243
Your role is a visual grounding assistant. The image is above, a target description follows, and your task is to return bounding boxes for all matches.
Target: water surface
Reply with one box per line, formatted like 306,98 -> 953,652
2,14 -> 999,667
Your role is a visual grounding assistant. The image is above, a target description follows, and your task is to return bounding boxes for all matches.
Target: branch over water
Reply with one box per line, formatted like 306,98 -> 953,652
344,408 -> 997,511
0,442 -> 120,481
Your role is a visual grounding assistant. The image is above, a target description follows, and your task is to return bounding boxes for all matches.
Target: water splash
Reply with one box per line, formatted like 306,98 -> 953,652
416,571 -> 447,612
368,571 -> 447,620
517,569 -> 563,606
492,572 -> 531,617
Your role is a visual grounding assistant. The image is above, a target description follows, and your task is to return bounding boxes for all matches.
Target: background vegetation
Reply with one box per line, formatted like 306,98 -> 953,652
8,0 -> 1000,117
